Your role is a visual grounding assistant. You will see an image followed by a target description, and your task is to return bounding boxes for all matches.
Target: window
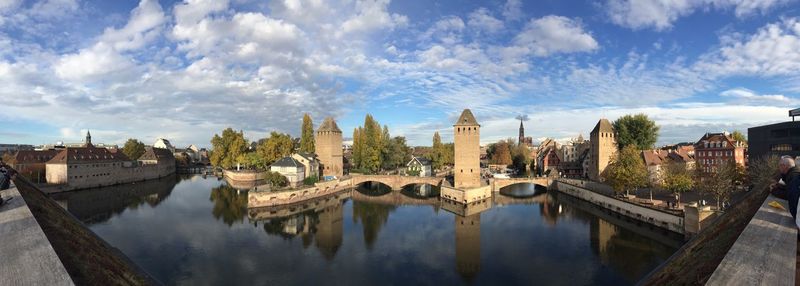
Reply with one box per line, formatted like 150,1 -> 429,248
771,144 -> 792,151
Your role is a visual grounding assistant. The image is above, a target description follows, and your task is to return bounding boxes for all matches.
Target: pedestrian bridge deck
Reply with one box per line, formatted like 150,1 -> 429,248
0,184 -> 74,286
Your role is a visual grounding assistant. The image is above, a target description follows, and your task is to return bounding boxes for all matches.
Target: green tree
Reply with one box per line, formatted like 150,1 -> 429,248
236,152 -> 265,170
265,171 -> 288,188
210,128 -> 249,169
380,125 -> 391,170
491,141 -> 513,165
257,132 -> 294,166
431,132 -> 444,170
748,155 -> 779,190
300,113 -> 315,153
441,143 -> 454,166
731,130 -> 747,144
209,184 -> 249,226
660,160 -> 694,206
603,145 -> 649,196
382,136 -> 410,170
361,114 -> 382,173
613,114 -> 660,150
122,138 -> 146,160
303,175 -> 319,186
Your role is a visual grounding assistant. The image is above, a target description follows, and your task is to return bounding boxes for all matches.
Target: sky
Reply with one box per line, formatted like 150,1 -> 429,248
1,0 -> 799,148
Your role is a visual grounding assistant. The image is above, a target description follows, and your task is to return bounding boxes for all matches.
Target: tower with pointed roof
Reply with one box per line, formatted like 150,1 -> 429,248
589,119 -> 616,181
518,120 -> 525,146
454,109 -> 481,188
315,117 -> 343,177
85,130 -> 92,147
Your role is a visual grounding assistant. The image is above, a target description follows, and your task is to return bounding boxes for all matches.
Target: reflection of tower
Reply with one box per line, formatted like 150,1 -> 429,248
590,218 -> 618,263
455,214 -> 481,282
316,117 -> 343,177
454,109 -> 481,189
315,203 -> 343,260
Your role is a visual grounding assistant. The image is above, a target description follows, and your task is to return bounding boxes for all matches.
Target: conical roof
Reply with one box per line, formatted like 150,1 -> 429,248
454,109 -> 480,126
591,119 -> 613,134
317,117 -> 341,133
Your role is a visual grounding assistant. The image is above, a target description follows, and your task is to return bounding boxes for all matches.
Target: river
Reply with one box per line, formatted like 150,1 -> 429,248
51,174 -> 683,285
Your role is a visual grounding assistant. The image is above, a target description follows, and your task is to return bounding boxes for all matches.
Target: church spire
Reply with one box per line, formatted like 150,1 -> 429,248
85,130 -> 92,146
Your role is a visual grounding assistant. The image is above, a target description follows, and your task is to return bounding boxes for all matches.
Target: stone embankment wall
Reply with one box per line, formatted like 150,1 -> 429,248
441,185 -> 492,204
554,180 -> 684,234
248,178 -> 352,208
223,169 -> 265,182
52,162 -> 175,192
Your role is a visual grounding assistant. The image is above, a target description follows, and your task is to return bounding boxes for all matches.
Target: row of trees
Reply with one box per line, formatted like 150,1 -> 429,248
351,114 -> 411,174
430,132 -> 454,170
487,139 -> 530,172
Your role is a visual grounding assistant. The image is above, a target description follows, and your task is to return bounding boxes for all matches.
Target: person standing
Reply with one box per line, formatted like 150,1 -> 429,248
771,156 -> 800,219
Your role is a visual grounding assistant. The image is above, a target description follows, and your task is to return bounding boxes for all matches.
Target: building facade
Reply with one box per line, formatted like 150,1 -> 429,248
454,109 -> 481,189
406,156 -> 432,177
748,121 -> 800,160
589,119 -> 617,182
315,117 -> 343,178
292,152 -> 320,179
271,156 -> 306,187
153,138 -> 175,153
695,132 -> 747,174
11,150 -> 61,183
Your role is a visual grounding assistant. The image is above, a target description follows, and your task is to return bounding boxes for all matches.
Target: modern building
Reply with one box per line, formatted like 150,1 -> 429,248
589,119 -> 617,182
271,156 -> 306,187
292,152 -> 320,179
315,117 -> 343,178
748,120 -> 800,161
694,132 -> 747,174
454,109 -> 481,189
406,156 -> 432,177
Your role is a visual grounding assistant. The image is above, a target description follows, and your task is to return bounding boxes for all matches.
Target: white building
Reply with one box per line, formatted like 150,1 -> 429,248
153,138 -> 175,153
406,156 -> 432,177
292,152 -> 320,179
271,156 -> 306,187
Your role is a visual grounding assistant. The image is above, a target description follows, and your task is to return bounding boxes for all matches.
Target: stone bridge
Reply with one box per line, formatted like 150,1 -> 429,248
491,177 -> 552,192
349,175 -> 444,191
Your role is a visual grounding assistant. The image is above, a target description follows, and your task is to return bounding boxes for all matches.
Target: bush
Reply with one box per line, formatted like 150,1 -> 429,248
265,171 -> 288,188
303,175 -> 319,186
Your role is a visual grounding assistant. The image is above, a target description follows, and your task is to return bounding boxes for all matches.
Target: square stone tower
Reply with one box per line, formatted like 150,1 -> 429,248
589,119 -> 617,181
315,117 -> 343,177
454,109 -> 481,188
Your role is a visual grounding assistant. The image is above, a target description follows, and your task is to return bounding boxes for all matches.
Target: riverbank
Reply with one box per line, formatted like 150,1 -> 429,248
12,175 -> 159,285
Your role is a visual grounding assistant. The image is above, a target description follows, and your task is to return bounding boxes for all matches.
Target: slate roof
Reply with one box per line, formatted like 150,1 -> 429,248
318,117 -> 342,133
591,119 -> 614,134
138,147 -> 175,161
272,156 -> 305,168
294,152 -> 317,161
407,156 -> 431,167
641,150 -> 668,166
47,146 -> 130,164
454,109 -> 480,126
13,150 -> 61,164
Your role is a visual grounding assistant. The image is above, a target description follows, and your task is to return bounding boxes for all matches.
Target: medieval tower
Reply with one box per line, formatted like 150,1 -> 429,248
518,120 -> 524,145
454,109 -> 481,189
315,117 -> 343,177
455,213 -> 481,282
589,119 -> 616,181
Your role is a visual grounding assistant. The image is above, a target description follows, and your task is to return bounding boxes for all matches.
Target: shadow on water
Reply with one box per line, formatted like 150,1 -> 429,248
354,181 -> 393,196
50,174 -> 180,225
498,183 -> 547,198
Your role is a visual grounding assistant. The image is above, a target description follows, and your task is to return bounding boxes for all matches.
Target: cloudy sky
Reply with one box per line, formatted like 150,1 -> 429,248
1,0 -> 799,148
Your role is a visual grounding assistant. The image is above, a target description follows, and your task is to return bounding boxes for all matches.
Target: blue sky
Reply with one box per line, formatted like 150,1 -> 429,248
1,0 -> 799,148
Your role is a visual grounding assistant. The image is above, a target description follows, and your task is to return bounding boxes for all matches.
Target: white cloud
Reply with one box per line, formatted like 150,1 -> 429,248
695,17 -> 800,77
502,0 -> 523,21
719,87 -> 793,102
513,16 -> 598,57
467,8 -> 504,33
606,0 -> 793,30
338,0 -> 408,37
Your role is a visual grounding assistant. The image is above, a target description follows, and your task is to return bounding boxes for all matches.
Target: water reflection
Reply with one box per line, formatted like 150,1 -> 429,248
56,176 -> 682,285
51,174 -> 178,224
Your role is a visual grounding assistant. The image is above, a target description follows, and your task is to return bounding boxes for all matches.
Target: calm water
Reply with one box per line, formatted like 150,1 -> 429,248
52,175 -> 683,285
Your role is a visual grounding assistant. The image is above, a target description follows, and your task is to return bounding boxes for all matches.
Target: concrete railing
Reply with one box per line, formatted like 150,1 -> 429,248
706,195 -> 797,286
0,185 -> 74,285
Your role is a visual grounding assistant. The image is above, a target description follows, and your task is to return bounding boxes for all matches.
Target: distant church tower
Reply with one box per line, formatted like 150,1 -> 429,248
589,119 -> 616,181
454,109 -> 481,189
85,130 -> 92,147
518,120 -> 525,146
315,117 -> 343,177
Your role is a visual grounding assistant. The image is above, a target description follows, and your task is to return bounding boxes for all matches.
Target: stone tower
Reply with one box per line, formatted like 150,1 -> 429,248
518,120 -> 524,146
315,117 -> 343,177
85,130 -> 92,147
454,109 -> 481,189
589,119 -> 616,181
